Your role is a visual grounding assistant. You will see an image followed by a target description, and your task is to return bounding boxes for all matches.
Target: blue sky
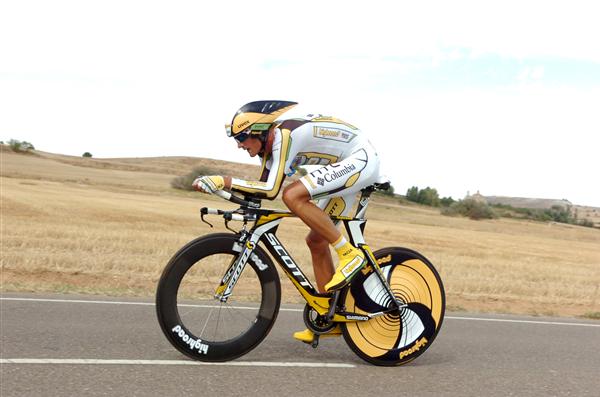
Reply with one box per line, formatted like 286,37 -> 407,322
1,0 -> 599,206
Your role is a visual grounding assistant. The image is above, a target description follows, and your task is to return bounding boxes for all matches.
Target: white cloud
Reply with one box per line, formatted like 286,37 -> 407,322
517,66 -> 545,83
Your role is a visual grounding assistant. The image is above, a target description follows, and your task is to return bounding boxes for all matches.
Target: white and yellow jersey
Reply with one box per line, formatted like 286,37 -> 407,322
230,115 -> 379,201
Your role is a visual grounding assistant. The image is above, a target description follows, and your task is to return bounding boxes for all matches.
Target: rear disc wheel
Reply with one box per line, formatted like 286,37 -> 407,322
341,247 -> 445,366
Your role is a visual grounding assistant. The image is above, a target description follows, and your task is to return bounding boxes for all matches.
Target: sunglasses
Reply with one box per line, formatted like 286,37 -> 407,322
233,123 -> 271,143
235,132 -> 250,143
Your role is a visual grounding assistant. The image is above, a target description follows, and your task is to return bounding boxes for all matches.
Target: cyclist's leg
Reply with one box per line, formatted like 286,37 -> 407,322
293,196 -> 357,343
306,197 -> 356,293
305,229 -> 333,294
283,147 -> 380,291
282,147 -> 379,241
282,182 -> 340,243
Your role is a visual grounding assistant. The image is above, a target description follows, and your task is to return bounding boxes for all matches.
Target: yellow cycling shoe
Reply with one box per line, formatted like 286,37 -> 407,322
325,247 -> 367,292
293,325 -> 342,343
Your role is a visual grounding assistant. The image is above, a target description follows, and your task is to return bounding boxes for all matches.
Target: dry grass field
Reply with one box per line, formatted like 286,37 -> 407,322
2,147 -> 599,318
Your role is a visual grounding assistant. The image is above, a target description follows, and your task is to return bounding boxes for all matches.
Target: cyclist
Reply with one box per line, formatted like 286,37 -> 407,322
193,100 -> 381,343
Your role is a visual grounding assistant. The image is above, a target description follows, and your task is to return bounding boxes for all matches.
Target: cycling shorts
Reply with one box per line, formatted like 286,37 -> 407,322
299,145 -> 380,218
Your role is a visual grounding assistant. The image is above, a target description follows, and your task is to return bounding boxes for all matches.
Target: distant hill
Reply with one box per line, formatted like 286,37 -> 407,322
473,193 -> 600,228
484,196 -> 572,210
0,144 -> 261,180
3,144 -> 598,227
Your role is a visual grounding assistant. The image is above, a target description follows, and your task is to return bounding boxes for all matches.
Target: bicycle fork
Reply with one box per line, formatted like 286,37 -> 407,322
214,234 -> 255,302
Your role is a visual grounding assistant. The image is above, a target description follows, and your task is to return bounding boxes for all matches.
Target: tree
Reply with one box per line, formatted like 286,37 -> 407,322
545,205 -> 573,223
442,198 -> 497,220
171,165 -> 221,191
8,139 -> 35,152
82,152 -> 93,158
406,186 -> 440,206
406,186 -> 419,202
417,187 -> 440,207
440,196 -> 455,207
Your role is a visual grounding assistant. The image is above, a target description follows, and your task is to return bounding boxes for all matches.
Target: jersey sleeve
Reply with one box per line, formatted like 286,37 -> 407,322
230,128 -> 291,199
258,155 -> 271,182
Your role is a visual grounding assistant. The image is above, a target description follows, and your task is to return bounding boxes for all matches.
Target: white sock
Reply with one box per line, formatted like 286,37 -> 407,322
332,235 -> 347,250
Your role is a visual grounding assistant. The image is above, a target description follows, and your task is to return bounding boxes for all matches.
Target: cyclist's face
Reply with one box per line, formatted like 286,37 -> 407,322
237,136 -> 261,157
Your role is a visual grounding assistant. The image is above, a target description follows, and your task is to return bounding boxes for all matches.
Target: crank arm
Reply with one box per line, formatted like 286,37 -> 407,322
365,305 -> 407,318
334,305 -> 407,322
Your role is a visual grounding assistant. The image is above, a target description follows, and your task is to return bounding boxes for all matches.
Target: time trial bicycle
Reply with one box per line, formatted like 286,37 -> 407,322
156,181 -> 445,366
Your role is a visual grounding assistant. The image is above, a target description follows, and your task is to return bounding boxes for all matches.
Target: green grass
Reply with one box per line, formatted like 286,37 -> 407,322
581,312 -> 600,320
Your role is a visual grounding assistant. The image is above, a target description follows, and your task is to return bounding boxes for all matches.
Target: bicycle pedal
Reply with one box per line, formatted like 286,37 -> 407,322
311,335 -> 320,348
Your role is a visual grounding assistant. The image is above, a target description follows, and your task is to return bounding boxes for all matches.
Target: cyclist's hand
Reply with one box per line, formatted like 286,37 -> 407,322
192,175 -> 225,194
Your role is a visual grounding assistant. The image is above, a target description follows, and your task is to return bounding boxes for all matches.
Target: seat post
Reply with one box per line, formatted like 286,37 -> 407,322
354,180 -> 390,219
355,186 -> 375,219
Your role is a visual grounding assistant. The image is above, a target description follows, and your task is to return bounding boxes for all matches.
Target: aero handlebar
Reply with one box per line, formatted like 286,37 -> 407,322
200,190 -> 260,228
214,190 -> 260,208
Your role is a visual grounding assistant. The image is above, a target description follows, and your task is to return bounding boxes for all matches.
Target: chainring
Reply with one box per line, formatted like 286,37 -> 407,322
302,304 -> 337,334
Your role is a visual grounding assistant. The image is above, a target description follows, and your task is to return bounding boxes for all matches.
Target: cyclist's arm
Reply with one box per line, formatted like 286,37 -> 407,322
228,129 -> 291,199
222,154 -> 268,190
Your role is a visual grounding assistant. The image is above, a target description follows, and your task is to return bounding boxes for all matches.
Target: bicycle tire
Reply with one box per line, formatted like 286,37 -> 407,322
156,233 -> 281,362
341,247 -> 445,366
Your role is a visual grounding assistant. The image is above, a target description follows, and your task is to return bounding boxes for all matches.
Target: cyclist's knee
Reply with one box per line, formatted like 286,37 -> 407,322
281,185 -> 295,209
282,182 -> 309,209
305,231 -> 328,251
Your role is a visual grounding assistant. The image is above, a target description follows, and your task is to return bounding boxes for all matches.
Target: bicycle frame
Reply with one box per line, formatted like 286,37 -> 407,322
208,185 -> 403,322
157,179 -> 445,365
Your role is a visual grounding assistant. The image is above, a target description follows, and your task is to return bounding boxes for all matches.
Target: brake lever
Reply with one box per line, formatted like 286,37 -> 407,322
223,212 -> 238,233
224,219 -> 237,233
200,210 -> 214,228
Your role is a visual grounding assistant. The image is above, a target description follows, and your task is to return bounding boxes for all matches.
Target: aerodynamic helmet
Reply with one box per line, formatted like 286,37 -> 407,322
226,100 -> 298,142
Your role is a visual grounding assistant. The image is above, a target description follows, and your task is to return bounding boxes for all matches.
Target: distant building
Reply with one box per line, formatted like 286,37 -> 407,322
466,190 -> 487,203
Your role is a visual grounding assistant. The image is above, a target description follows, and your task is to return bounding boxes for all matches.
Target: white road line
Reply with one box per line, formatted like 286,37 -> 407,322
1,297 -> 156,307
2,297 -> 599,327
445,316 -> 600,327
0,297 -> 302,312
0,358 -> 355,368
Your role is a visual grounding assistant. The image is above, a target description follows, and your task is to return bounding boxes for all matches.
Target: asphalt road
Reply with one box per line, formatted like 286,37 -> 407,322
1,293 -> 599,397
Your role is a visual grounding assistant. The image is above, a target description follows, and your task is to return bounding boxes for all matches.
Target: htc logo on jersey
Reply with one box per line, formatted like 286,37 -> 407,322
311,164 -> 356,183
265,233 -> 310,287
